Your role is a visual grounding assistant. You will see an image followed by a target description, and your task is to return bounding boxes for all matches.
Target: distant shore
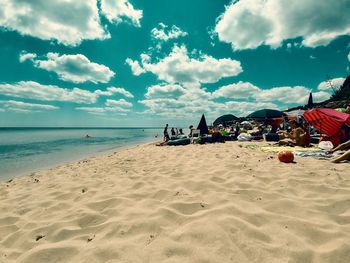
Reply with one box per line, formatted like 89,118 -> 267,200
1,141 -> 349,263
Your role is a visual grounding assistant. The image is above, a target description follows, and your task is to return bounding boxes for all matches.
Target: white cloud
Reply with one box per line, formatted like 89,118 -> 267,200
213,82 -> 260,99
215,82 -> 332,104
105,99 -> 132,108
312,91 -> 333,102
76,107 -> 106,114
218,101 -> 280,117
215,0 -> 350,50
0,100 -> 58,113
95,87 -> 134,98
139,82 -> 222,121
139,98 -> 188,111
100,0 -> 142,27
0,0 -> 143,46
318,78 -> 345,91
145,84 -> 186,99
129,45 -> 242,86
24,52 -> 115,84
76,98 -> 133,115
139,95 -> 280,120
139,78 -> 333,119
0,81 -> 99,104
255,86 -> 313,104
19,51 -> 37,63
0,0 -> 108,46
257,86 -> 331,104
348,52 -> 350,62
151,23 -> 187,42
125,58 -> 146,76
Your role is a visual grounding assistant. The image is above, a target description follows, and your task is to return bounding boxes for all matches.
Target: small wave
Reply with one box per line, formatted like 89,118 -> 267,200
0,137 -> 125,160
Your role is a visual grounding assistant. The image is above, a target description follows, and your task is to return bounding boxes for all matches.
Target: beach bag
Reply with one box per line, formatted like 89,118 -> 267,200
318,141 -> 334,150
237,133 -> 252,141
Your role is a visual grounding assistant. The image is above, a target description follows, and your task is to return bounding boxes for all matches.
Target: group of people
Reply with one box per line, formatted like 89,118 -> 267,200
218,118 -> 310,147
163,124 -> 185,141
161,116 -> 350,163
221,117 -> 350,162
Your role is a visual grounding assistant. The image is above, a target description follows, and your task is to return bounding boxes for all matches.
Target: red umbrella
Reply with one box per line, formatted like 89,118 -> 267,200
303,108 -> 350,136
272,116 -> 297,121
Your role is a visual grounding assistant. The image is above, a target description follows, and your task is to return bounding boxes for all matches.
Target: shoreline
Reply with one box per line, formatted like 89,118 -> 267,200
1,138 -> 160,183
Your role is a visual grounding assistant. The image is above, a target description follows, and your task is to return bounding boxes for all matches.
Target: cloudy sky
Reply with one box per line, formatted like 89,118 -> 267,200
0,0 -> 349,127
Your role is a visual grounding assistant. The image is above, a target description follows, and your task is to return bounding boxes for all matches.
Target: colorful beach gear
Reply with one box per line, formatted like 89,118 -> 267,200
303,108 -> 350,136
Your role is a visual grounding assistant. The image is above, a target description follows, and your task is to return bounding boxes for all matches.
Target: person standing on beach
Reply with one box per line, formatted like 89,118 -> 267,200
188,125 -> 195,137
164,124 -> 170,142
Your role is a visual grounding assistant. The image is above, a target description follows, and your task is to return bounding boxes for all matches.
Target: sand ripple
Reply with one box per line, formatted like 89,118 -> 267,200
1,142 -> 350,262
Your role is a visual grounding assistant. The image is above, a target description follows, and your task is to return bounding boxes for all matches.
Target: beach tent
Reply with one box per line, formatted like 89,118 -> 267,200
304,108 -> 350,136
213,114 -> 239,127
197,114 -> 209,135
307,92 -> 314,109
247,109 -> 284,119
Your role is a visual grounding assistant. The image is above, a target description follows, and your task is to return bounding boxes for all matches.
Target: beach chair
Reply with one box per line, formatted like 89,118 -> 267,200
191,129 -> 201,144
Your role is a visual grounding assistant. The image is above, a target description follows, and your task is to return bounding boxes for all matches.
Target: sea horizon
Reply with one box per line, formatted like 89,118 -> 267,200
0,126 -> 163,129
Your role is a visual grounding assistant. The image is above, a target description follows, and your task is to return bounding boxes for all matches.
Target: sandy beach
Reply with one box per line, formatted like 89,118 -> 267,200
1,142 -> 350,263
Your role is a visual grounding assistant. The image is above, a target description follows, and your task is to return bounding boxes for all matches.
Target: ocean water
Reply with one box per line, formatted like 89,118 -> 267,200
0,128 -> 161,181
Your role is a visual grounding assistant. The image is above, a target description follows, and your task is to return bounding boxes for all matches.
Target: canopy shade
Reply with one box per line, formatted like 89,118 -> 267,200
304,108 -> 350,136
213,114 -> 239,126
247,109 -> 284,119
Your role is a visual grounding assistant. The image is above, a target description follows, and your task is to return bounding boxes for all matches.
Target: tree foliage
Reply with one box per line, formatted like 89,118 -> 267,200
331,75 -> 350,101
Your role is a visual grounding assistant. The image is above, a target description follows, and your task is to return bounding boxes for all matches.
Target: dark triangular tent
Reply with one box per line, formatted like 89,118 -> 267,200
197,114 -> 209,135
307,92 -> 313,109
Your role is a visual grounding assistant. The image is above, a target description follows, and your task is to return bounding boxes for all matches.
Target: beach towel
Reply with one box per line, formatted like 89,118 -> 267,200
293,151 -> 332,158
260,146 -> 321,153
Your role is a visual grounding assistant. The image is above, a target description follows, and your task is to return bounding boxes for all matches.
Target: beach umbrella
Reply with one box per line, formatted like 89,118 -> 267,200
303,108 -> 350,136
307,92 -> 314,109
213,114 -> 239,126
247,109 -> 284,119
197,114 -> 209,135
272,116 -> 297,121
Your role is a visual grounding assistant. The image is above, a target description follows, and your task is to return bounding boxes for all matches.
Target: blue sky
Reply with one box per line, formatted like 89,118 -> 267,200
0,0 -> 349,127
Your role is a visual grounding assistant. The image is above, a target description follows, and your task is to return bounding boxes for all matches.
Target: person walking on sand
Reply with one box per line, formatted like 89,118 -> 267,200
163,124 -> 170,142
188,125 -> 195,137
